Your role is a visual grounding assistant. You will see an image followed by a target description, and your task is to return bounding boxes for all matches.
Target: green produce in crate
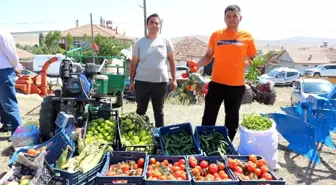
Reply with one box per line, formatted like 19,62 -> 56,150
119,112 -> 154,153
199,131 -> 231,156
161,130 -> 198,155
85,117 -> 116,144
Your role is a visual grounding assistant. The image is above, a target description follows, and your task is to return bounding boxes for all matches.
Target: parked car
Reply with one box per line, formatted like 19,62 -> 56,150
304,64 -> 336,77
259,67 -> 300,86
291,78 -> 334,105
33,54 -> 66,77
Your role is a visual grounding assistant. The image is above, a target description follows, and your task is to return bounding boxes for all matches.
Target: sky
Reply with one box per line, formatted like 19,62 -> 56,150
0,0 -> 336,40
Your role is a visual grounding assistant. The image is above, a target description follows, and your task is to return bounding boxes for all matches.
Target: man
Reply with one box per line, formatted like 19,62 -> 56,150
0,30 -> 22,134
194,5 -> 257,141
129,13 -> 177,127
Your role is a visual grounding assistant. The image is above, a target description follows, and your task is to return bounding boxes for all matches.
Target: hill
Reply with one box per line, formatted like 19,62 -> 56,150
170,35 -> 336,50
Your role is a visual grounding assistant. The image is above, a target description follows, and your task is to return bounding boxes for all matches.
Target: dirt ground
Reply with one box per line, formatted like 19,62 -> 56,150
1,87 -> 335,184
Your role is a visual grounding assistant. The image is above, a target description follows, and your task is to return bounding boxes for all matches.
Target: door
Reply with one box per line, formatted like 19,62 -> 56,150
328,65 -> 336,77
291,81 -> 302,105
320,65 -> 331,76
285,72 -> 299,85
274,71 -> 286,85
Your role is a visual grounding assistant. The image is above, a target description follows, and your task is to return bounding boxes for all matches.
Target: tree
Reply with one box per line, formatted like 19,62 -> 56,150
39,33 -> 44,47
94,34 -> 130,56
44,31 -> 62,54
66,33 -> 74,50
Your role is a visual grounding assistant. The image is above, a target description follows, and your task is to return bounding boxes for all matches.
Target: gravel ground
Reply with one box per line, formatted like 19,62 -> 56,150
0,87 -> 335,184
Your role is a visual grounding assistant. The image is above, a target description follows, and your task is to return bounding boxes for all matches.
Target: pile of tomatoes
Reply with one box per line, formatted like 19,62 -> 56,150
188,156 -> 233,181
146,157 -> 188,181
105,158 -> 145,177
227,155 -> 273,181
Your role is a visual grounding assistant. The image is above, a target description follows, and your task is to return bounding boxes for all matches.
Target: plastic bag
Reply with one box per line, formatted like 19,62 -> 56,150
0,151 -> 54,185
237,121 -> 279,170
11,125 -> 40,149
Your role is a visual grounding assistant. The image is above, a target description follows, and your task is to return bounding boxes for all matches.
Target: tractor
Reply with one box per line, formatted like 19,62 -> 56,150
38,54 -> 122,141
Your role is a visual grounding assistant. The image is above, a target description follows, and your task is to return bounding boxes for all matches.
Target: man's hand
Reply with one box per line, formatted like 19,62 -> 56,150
170,79 -> 177,91
129,81 -> 135,92
14,69 -> 21,76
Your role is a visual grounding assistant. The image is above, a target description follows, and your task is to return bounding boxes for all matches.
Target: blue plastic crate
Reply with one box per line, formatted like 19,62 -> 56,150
8,129 -> 76,166
159,123 -> 202,156
97,151 -> 147,185
188,156 -> 239,185
49,153 -> 108,185
225,155 -> 286,185
144,155 -> 192,185
194,126 -> 238,156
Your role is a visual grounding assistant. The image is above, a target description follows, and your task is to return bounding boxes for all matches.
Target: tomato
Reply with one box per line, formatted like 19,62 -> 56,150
172,166 -> 181,172
205,174 -> 214,181
181,73 -> 189,79
137,158 -> 145,167
189,66 -> 197,73
233,166 -> 243,174
174,162 -> 180,166
106,171 -> 115,176
191,168 -> 201,176
200,160 -> 209,169
253,168 -> 262,177
228,158 -> 238,169
262,172 -> 273,180
234,172 -> 241,177
179,164 -> 186,171
257,159 -> 267,167
240,175 -> 250,180
162,159 -> 169,166
260,165 -> 269,174
249,155 -> 257,163
247,161 -> 256,172
218,171 -> 228,179
174,171 -> 182,178
213,172 -> 219,179
188,157 -> 197,168
146,170 -> 153,177
149,157 -> 156,164
122,165 -> 130,172
187,59 -> 197,68
178,159 -> 186,165
153,171 -> 162,179
208,163 -> 218,174
217,162 -> 225,171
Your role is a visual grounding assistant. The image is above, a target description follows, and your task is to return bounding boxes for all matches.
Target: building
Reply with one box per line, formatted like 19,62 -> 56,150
16,48 -> 34,70
60,19 -> 134,49
270,49 -> 330,72
173,37 -> 208,65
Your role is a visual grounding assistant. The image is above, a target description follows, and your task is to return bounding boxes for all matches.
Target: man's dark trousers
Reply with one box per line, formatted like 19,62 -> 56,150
201,81 -> 245,141
135,80 -> 168,128
0,68 -> 22,132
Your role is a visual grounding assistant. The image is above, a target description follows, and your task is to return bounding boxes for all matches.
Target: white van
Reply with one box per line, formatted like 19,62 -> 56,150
33,54 -> 66,76
259,67 -> 301,86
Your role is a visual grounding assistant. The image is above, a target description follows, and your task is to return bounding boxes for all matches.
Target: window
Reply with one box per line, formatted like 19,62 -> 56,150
303,65 -> 308,67
73,40 -> 85,48
328,65 -> 336,69
303,81 -> 333,94
286,72 -> 298,77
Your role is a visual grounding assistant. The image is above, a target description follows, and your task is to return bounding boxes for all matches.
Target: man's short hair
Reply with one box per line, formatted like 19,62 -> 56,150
146,13 -> 160,24
224,5 -> 241,15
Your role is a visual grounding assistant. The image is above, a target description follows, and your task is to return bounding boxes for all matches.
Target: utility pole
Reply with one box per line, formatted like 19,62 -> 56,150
160,19 -> 163,34
90,13 -> 95,63
138,0 -> 147,36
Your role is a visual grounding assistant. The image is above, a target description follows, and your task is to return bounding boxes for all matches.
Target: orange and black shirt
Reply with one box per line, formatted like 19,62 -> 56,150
208,28 -> 257,86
